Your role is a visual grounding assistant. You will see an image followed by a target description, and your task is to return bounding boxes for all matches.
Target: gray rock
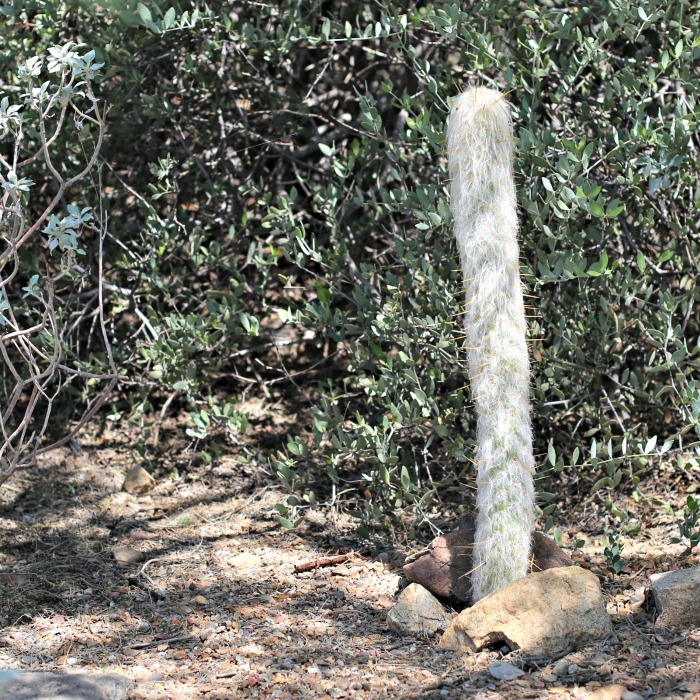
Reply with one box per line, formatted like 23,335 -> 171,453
111,545 -> 145,565
649,565 -> 700,628
387,583 -> 450,638
488,662 -> 524,680
0,670 -> 130,699
439,566 -> 613,657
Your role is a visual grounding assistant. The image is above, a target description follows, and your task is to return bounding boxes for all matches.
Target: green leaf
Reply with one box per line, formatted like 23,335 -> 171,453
400,466 -> 411,491
275,515 -> 296,530
591,477 -> 610,493
606,201 -> 624,217
137,2 -> 152,23
587,250 -> 608,277
589,200 -> 604,217
636,251 -> 646,273
163,7 -> 176,29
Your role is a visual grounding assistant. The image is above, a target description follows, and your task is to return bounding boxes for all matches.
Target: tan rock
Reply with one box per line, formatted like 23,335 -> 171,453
649,565 -> 700,628
122,466 -> 155,494
439,567 -> 613,656
387,583 -> 450,638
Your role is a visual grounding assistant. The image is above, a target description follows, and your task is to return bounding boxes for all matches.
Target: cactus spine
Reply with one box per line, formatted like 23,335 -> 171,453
447,87 -> 535,602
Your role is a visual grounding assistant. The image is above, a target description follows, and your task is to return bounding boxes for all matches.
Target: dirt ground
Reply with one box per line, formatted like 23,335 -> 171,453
0,420 -> 699,700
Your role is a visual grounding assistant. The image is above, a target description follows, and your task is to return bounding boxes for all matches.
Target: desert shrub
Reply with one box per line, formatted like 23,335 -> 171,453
0,38 -> 115,484
1,1 -> 698,539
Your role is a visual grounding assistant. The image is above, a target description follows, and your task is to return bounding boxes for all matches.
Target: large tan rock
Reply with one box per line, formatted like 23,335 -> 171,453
439,567 -> 613,657
650,565 -> 700,628
404,514 -> 573,605
387,583 -> 450,638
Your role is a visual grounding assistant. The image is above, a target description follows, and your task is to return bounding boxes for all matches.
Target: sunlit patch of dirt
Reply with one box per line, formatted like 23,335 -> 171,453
0,420 -> 698,698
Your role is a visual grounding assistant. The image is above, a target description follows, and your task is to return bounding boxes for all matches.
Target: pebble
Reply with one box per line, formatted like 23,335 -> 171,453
229,553 -> 262,569
122,465 -> 155,494
199,626 -> 215,640
488,662 -> 524,681
586,685 -> 628,700
553,659 -> 570,676
111,546 -> 144,565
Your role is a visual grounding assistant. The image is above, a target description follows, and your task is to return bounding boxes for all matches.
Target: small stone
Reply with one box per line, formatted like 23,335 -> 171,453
488,662 -> 524,681
541,673 -> 558,682
122,466 -> 155,494
621,692 -> 645,700
229,553 -> 262,569
586,685 -> 628,700
387,583 -> 449,638
552,660 -> 570,676
650,565 -> 700,628
192,595 -> 208,606
588,654 -> 610,667
111,546 -> 145,565
199,626 -> 215,640
439,567 -> 613,657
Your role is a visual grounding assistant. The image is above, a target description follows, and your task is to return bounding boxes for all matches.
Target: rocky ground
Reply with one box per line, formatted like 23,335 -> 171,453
0,421 -> 699,699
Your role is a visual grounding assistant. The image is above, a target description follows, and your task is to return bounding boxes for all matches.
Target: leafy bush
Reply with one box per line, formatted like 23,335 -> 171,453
0,39 -> 115,484
1,1 -> 698,539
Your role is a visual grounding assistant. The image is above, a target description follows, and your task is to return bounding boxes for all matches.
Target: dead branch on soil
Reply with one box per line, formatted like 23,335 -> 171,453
294,554 -> 352,572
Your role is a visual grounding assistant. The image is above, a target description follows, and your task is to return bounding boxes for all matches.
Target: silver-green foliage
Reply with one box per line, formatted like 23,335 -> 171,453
0,42 -> 115,484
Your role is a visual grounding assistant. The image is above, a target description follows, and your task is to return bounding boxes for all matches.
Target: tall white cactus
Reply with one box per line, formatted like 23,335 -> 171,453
447,87 -> 535,602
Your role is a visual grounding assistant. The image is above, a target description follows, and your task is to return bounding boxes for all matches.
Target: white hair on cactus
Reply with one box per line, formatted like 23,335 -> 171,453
447,86 -> 535,602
